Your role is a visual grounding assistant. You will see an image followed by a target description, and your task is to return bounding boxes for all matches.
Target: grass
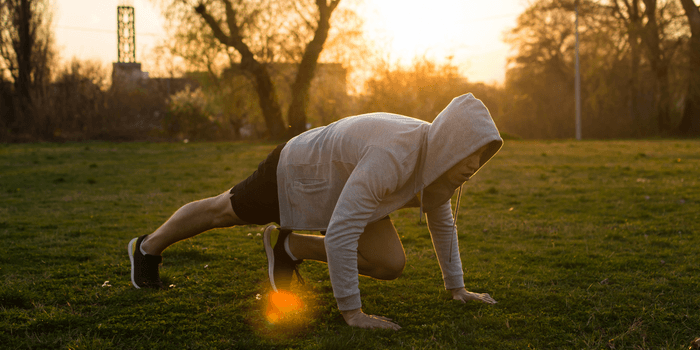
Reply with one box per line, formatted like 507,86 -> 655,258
0,139 -> 698,349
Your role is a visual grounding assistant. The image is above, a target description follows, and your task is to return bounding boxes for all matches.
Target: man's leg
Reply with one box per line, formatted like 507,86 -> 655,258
140,191 -> 248,256
286,217 -> 406,280
129,190 -> 249,289
356,218 -> 406,280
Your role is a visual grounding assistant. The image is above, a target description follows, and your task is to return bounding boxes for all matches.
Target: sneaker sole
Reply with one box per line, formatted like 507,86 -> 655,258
262,226 -> 278,292
127,237 -> 141,289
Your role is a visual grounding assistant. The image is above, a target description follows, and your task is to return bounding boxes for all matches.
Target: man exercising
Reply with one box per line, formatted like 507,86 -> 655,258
128,93 -> 503,330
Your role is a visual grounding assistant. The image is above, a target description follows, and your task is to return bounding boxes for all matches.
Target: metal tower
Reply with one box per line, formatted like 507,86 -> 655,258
117,6 -> 136,63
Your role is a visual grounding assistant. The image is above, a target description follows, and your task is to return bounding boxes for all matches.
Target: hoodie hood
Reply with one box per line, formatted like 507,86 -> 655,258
421,93 -> 503,189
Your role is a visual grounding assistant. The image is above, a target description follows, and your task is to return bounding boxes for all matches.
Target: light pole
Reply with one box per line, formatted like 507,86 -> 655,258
575,0 -> 582,140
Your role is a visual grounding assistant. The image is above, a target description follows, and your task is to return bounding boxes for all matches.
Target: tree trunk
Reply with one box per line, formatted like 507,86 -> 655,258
286,0 -> 340,137
242,57 -> 286,139
195,1 -> 286,139
613,0 -> 644,135
678,0 -> 700,135
0,78 -> 15,135
629,30 -> 642,135
656,65 -> 671,131
15,0 -> 34,129
642,0 -> 671,132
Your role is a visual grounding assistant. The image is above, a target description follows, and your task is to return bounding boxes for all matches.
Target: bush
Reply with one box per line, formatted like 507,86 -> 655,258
163,87 -> 217,141
2,59 -> 177,142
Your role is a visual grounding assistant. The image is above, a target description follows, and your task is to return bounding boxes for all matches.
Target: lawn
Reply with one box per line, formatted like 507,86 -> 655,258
1,140 -> 698,349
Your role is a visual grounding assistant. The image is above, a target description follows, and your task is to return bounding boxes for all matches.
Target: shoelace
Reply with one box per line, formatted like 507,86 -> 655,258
293,266 -> 305,285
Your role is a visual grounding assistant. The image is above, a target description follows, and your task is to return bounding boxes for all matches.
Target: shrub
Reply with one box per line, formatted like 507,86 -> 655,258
163,87 -> 225,141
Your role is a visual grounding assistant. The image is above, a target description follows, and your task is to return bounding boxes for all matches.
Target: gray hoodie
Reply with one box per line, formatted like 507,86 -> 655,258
277,94 -> 503,310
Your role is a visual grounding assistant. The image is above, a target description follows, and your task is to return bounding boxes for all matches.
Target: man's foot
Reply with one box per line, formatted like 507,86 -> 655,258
263,225 -> 303,291
127,235 -> 163,289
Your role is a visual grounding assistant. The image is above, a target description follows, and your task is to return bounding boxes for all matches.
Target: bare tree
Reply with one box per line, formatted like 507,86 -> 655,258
502,0 -> 693,138
0,0 -> 54,136
285,0 -> 340,135
609,0 -> 646,133
603,0 -> 687,133
678,0 -> 700,135
159,0 -> 341,139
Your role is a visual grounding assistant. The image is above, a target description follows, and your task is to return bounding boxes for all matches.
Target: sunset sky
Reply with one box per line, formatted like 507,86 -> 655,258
53,0 -> 527,84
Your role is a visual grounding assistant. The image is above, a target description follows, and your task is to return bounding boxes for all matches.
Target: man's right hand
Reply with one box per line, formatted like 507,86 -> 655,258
341,308 -> 401,330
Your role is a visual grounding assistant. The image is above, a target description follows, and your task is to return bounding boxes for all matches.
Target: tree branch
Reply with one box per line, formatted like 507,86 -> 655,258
679,0 -> 700,38
194,3 -> 232,46
223,0 -> 240,44
286,0 -> 342,134
292,0 -> 315,31
622,0 -> 632,13
329,0 -> 341,13
610,1 -> 627,22
316,0 -> 340,17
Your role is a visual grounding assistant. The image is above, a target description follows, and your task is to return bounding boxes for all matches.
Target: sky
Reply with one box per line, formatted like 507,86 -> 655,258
53,0 -> 527,84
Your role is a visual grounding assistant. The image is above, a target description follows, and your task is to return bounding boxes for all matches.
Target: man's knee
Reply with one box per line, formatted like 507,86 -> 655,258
374,255 -> 406,280
209,192 -> 240,227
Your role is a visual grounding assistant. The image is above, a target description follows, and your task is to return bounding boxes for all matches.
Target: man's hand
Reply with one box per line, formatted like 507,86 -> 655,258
341,308 -> 401,330
450,287 -> 497,304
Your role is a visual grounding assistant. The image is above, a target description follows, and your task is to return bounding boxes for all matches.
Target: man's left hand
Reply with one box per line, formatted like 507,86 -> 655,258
450,287 -> 497,304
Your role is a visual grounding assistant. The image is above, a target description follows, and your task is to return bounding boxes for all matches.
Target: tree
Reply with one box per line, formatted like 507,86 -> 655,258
609,0 -> 645,132
503,0 -> 690,138
360,56 -> 508,127
285,0 -> 339,135
361,57 -> 466,122
0,0 -> 54,136
503,0 -> 590,138
616,0 -> 685,133
159,0 -> 342,139
641,0 -> 673,131
151,9 -> 262,139
678,0 -> 700,135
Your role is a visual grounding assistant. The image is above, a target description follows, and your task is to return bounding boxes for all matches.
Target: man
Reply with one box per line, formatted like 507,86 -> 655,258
128,93 -> 503,330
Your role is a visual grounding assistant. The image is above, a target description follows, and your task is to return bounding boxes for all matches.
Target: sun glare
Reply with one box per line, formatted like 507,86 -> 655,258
366,0 -> 466,61
362,0 -> 523,82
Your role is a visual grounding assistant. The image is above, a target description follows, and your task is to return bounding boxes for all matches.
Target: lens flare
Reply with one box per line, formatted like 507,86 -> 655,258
251,289 -> 316,340
265,290 -> 304,324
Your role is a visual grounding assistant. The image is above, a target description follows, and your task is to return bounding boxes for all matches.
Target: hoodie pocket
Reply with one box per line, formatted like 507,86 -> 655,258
289,178 -> 333,225
293,179 -> 329,194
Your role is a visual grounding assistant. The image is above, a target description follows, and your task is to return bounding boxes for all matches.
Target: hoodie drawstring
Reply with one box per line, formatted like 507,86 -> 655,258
415,127 -> 428,225
449,183 -> 463,263
418,189 -> 424,224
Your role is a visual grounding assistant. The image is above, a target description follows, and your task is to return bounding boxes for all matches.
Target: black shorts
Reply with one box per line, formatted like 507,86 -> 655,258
229,143 -> 286,225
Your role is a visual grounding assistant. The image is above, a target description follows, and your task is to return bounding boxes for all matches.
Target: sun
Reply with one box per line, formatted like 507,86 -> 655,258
363,0 -> 467,63
360,0 -> 522,82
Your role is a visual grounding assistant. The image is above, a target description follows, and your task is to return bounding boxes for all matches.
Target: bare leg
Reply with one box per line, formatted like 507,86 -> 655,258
140,191 -> 247,255
288,218 -> 406,280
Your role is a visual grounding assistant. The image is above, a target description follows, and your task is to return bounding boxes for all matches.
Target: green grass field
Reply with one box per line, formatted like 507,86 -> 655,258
1,140 -> 698,349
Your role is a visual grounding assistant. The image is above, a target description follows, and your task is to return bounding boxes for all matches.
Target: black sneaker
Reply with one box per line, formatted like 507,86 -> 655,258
263,225 -> 304,291
127,235 -> 163,289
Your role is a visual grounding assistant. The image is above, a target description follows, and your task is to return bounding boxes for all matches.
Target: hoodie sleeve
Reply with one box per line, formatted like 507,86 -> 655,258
324,148 -> 403,311
426,199 -> 465,290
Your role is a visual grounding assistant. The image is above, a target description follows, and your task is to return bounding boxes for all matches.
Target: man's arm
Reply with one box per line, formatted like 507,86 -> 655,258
324,149 -> 403,329
425,200 -> 465,289
426,200 -> 497,304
